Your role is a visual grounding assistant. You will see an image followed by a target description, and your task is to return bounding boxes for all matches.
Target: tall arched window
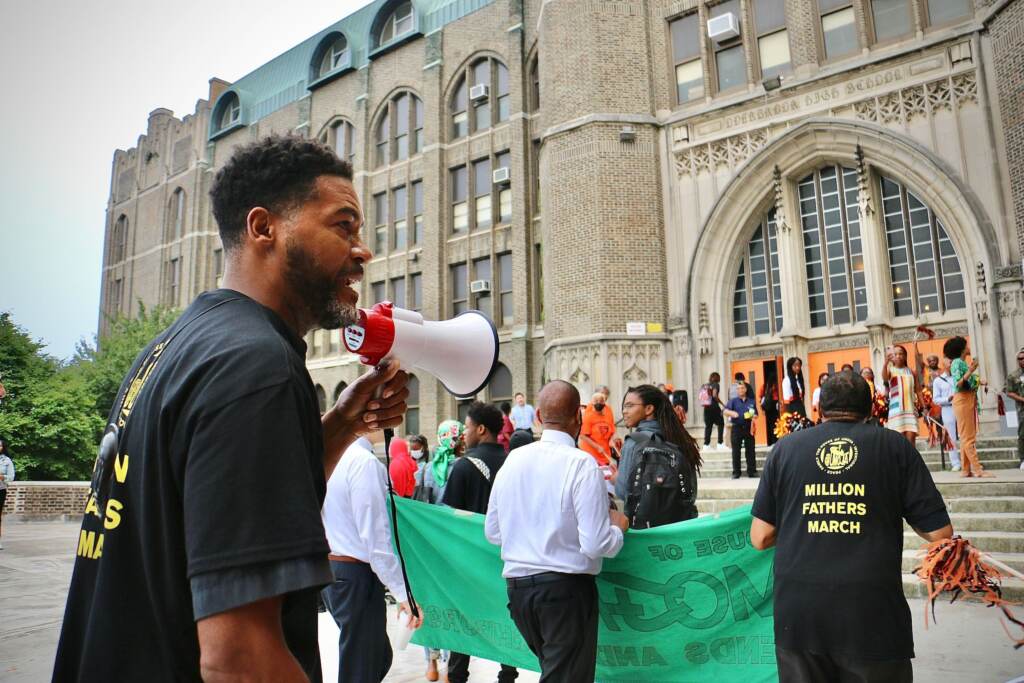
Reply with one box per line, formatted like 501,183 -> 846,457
879,175 -> 966,316
733,209 -> 783,337
315,385 -> 327,415
450,57 -> 510,140
405,374 -> 420,436
319,36 -> 349,77
797,165 -> 867,327
375,92 -> 423,167
111,215 -> 128,263
167,188 -> 185,241
378,1 -> 415,45
489,363 -> 513,408
528,56 -> 540,112
321,119 -> 356,165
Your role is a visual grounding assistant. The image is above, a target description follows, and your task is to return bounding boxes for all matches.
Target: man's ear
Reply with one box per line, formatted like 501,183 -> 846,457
535,408 -> 543,424
245,207 -> 275,246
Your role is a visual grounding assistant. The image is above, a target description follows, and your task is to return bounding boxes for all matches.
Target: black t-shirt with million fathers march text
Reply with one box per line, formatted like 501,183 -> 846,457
751,421 -> 949,661
53,290 -> 331,682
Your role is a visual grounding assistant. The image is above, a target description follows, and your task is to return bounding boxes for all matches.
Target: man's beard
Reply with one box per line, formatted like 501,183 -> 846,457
284,237 -> 359,330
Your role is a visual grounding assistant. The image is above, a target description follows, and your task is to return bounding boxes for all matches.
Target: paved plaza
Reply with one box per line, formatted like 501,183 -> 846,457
2,520 -> 1022,682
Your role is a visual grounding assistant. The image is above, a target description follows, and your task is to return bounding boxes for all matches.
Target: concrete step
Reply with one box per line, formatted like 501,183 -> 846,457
700,459 -> 1021,478
916,513 -> 1024,533
904,531 -> 1024,554
902,573 -> 1024,602
946,496 -> 1024,513
901,549 -> 1024,574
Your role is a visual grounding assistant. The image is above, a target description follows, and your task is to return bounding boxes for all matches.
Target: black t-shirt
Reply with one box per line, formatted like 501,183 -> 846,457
441,442 -> 507,513
751,420 -> 949,661
53,290 -> 331,682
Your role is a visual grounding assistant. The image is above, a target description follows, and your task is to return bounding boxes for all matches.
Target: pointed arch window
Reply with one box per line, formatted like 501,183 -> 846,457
879,175 -> 966,316
450,57 -> 510,140
733,209 -> 784,337
375,92 -> 423,167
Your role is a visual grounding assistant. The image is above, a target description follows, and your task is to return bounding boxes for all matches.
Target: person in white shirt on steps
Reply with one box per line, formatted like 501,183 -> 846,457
485,380 -> 629,681
321,436 -> 422,682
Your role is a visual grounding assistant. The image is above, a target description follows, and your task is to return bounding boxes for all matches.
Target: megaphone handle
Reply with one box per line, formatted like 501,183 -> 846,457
382,426 -> 420,619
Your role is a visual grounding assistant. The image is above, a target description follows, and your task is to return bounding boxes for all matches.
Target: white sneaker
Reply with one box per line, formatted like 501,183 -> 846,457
717,443 -> 729,451
703,444 -> 713,452
951,465 -> 961,472
1019,461 -> 1024,471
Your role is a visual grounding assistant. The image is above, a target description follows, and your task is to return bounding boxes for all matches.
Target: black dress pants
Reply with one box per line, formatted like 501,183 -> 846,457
321,560 -> 393,683
506,573 -> 598,682
447,652 -> 518,683
731,425 -> 756,476
776,647 -> 912,683
764,409 -> 779,445
703,406 -> 724,445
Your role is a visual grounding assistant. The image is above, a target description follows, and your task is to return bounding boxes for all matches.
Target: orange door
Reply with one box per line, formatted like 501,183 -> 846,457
729,356 -> 783,445
807,348 -> 873,422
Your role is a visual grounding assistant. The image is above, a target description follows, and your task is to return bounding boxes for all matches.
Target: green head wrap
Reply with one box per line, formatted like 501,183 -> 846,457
432,419 -> 464,488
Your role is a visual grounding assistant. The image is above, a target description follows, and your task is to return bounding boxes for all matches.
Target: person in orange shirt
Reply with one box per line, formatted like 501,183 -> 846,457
580,392 -> 617,467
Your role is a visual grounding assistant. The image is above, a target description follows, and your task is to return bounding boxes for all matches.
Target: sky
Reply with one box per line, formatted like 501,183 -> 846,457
0,0 -> 366,361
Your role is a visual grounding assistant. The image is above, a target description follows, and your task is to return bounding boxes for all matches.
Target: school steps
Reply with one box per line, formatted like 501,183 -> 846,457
696,436 -> 1019,478
695,469 -> 1024,602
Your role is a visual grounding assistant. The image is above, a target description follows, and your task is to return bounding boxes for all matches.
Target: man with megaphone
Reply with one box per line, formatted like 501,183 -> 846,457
54,135 -> 409,683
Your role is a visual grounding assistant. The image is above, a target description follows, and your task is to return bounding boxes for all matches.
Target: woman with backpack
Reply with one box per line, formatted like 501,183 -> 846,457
699,373 -> 726,452
782,357 -> 808,417
615,385 -> 703,528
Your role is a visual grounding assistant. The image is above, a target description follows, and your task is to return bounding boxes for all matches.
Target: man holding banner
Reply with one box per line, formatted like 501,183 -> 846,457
750,370 -> 953,682
485,380 -> 629,681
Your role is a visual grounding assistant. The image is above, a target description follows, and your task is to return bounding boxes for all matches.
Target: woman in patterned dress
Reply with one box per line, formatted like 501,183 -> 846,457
883,345 -> 920,444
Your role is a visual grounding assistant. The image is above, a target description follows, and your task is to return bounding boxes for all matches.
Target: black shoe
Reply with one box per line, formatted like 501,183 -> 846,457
731,473 -> 741,479
748,471 -> 759,478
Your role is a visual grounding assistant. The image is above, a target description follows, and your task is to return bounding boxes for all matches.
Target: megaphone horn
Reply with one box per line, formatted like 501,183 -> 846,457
342,302 -> 500,398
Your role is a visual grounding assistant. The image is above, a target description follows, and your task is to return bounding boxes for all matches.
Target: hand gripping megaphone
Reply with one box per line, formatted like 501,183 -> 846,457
342,302 -> 500,398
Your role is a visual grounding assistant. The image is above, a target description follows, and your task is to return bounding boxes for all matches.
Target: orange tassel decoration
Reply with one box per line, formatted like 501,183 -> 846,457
915,536 -> 1024,648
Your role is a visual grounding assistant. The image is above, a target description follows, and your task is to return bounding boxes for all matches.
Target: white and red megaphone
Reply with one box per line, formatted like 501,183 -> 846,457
342,303 -> 499,398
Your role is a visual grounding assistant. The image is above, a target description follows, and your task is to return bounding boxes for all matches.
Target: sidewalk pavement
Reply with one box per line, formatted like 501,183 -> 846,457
2,521 -> 1021,682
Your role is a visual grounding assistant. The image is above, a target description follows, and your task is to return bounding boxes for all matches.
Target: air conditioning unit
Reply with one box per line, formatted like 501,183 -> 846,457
470,279 -> 491,294
492,167 -> 511,185
469,83 -> 490,103
707,12 -> 740,43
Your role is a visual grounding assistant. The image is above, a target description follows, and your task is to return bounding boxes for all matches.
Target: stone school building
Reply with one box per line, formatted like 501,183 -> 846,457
99,0 -> 1024,440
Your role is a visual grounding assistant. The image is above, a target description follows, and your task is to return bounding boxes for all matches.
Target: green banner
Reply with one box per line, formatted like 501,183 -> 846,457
397,498 -> 778,682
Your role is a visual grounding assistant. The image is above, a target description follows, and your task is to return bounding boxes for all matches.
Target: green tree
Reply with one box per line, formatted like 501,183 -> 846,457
73,303 -> 179,425
0,305 -> 179,480
0,313 -> 100,480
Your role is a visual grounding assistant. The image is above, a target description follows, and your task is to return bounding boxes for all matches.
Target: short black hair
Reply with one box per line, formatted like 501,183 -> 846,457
819,370 -> 872,419
466,401 -> 503,437
509,429 -> 534,451
408,434 -> 428,451
500,401 -> 511,415
210,135 -> 353,251
943,335 -> 968,360
734,372 -> 745,381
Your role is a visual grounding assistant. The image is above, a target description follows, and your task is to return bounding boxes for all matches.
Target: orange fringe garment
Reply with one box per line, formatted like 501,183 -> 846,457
915,536 -> 1024,648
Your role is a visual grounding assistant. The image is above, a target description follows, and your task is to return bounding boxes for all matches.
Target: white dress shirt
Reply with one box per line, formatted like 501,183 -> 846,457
321,437 -> 407,602
484,429 -> 624,578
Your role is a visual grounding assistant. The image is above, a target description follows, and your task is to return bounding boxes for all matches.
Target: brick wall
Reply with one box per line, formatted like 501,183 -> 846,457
989,0 -> 1024,256
4,482 -> 89,521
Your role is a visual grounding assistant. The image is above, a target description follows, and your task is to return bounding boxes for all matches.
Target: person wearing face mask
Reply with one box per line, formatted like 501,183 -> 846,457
580,392 -> 617,468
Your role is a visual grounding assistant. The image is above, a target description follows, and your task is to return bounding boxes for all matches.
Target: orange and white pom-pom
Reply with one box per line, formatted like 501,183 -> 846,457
915,536 -> 1024,648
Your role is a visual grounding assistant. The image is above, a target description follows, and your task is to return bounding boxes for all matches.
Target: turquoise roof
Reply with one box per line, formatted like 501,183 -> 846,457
210,0 -> 496,138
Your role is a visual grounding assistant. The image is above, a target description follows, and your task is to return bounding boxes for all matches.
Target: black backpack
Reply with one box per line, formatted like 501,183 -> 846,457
624,432 -> 698,529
